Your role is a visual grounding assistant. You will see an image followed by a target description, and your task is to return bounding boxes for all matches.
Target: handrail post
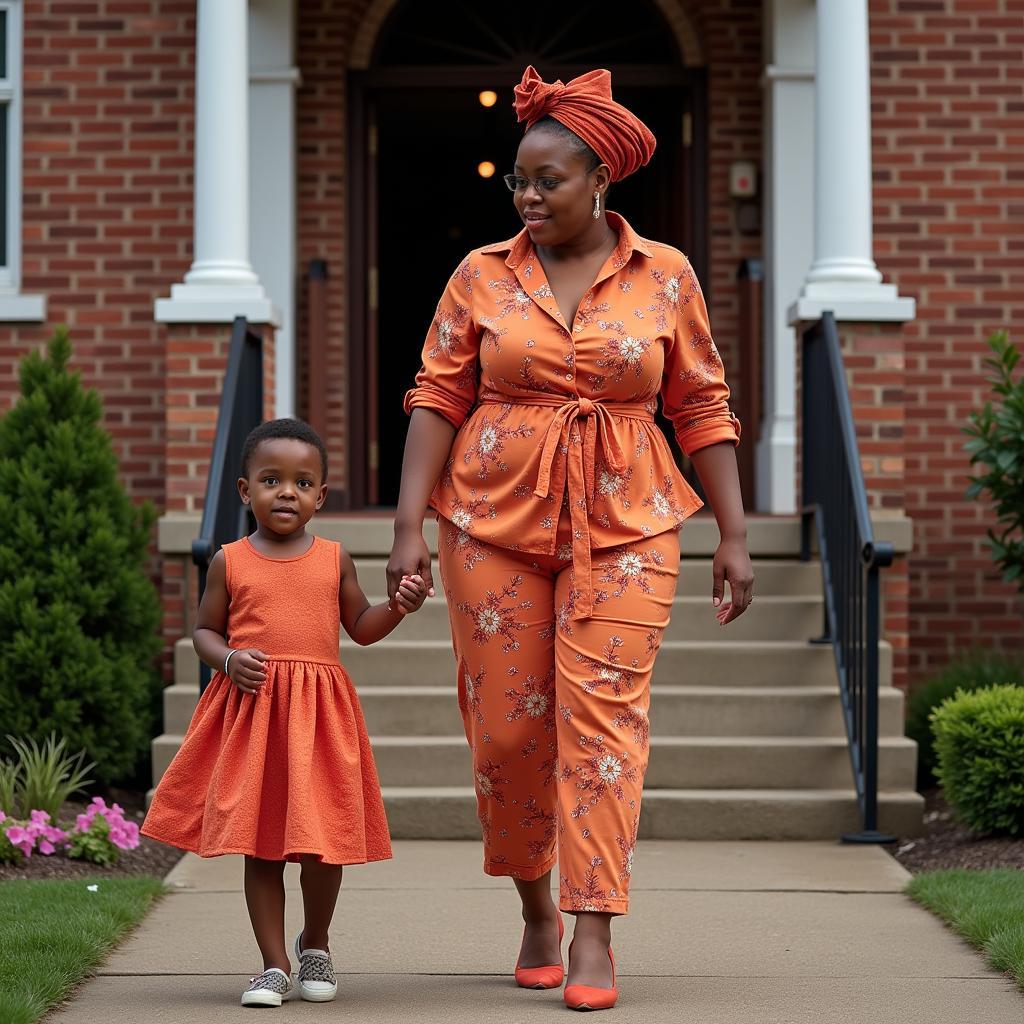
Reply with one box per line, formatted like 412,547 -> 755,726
191,318 -> 264,693
802,314 -> 895,845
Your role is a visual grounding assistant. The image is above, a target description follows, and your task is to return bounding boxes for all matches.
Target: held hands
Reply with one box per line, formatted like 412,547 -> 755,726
712,536 -> 755,626
227,648 -> 268,694
387,527 -> 436,605
391,574 -> 428,616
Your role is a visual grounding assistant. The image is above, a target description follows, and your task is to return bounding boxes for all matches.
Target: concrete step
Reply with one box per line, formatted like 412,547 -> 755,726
353,685 -> 905,738
369,735 -> 917,790
173,638 -> 893,692
353,594 -> 823,643
379,786 -> 925,840
351,557 -> 825,598
312,515 -> 811,558
160,510 -> 913,561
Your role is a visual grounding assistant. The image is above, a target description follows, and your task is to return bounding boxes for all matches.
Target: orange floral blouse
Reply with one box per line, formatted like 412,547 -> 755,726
404,212 -> 741,617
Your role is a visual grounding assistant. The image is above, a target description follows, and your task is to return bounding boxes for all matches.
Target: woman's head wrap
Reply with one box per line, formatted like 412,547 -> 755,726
513,65 -> 656,183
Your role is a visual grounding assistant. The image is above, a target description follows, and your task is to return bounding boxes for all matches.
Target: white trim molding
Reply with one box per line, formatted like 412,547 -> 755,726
248,0 -> 298,416
758,0 -> 816,513
0,0 -> 45,322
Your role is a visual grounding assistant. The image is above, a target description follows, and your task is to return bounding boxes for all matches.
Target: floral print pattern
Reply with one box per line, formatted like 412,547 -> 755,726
404,212 -> 739,560
440,518 -> 678,913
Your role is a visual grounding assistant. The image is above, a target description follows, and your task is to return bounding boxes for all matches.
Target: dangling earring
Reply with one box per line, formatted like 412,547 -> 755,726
593,191 -> 601,219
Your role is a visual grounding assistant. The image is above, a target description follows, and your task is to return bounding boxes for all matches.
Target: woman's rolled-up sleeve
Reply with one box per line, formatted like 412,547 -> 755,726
403,255 -> 481,430
660,256 -> 741,456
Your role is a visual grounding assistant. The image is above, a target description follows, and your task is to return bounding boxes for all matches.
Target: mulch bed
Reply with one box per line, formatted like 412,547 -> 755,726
0,788 -> 183,883
891,788 -> 1024,874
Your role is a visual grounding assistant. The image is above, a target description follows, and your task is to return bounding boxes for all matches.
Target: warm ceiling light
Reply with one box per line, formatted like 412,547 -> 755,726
478,90 -> 498,108
477,161 -> 496,179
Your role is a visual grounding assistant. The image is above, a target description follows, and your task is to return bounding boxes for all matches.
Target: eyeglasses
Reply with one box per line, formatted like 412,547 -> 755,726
503,163 -> 601,194
503,174 -> 565,194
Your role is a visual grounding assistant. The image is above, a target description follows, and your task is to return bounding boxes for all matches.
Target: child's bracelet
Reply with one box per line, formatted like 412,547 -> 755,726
223,649 -> 239,675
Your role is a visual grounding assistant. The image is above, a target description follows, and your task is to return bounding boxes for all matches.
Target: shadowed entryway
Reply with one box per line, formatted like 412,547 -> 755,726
347,0 -> 706,507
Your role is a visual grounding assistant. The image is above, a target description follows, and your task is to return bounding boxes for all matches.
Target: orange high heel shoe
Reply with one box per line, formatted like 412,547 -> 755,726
514,912 -> 565,989
564,942 -> 617,1011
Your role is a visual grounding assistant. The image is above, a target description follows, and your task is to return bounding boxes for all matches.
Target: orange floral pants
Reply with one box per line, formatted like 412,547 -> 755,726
437,515 -> 680,915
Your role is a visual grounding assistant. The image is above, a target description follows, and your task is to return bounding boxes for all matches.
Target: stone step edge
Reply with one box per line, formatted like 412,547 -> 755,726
379,786 -> 922,801
152,732 -> 915,747
173,638 -> 890,653
158,512 -> 913,557
367,735 -> 916,749
160,683 -> 900,699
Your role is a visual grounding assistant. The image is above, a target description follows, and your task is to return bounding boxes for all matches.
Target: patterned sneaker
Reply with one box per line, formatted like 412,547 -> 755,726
241,967 -> 293,1007
294,933 -> 338,1002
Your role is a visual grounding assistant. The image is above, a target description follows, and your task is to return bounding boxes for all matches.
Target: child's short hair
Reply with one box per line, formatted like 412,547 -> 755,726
241,418 -> 329,481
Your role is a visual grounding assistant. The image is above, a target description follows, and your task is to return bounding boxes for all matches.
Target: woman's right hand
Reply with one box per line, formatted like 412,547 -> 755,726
387,526 -> 435,605
227,648 -> 268,694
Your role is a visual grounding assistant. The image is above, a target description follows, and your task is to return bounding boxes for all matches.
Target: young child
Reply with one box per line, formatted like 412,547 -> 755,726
142,418 -> 427,1008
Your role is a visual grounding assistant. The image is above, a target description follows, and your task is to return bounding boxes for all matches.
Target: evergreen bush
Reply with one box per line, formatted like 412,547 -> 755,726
0,328 -> 161,783
906,650 -> 1024,790
932,684 -> 1024,835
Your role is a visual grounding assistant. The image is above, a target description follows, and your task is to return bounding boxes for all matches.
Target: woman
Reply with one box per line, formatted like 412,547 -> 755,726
388,66 -> 753,1011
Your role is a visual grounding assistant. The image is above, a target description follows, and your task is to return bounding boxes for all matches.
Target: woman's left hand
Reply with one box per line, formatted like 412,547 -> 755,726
712,536 -> 754,625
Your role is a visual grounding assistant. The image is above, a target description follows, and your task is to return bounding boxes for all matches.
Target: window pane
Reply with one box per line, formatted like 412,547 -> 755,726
0,104 -> 7,268
0,12 -> 6,80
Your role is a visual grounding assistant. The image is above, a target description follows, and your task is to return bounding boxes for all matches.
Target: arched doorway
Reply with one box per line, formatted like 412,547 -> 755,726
347,0 -> 708,507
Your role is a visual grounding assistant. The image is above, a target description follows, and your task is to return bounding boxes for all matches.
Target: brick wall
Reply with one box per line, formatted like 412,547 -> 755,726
840,322 -> 912,689
1,1 -> 196,509
160,323 -> 275,678
870,0 -> 1024,682
295,0 -> 763,490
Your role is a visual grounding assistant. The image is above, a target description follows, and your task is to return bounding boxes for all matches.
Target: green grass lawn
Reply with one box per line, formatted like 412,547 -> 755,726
907,869 -> 1024,990
0,876 -> 165,1024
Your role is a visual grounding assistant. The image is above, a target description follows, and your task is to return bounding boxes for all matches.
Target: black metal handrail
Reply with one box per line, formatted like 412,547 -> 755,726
192,317 -> 263,692
800,312 -> 895,844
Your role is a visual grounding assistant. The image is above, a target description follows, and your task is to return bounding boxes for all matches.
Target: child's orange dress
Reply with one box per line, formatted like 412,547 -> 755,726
142,536 -> 392,865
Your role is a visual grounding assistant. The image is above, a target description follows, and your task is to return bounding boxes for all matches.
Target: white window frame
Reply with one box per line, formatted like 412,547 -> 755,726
0,0 -> 43,320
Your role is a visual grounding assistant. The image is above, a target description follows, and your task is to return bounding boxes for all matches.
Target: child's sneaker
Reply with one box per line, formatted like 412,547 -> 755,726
294,933 -> 338,1002
241,967 -> 293,1007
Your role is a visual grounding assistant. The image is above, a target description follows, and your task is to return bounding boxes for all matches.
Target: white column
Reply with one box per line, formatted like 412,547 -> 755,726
788,0 -> 913,323
156,0 -> 278,324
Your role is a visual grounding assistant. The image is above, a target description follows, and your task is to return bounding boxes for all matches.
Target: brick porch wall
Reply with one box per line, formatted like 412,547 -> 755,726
294,0 -> 764,487
0,2 -> 197,682
870,0 -> 1024,682
0,1 -> 196,508
159,323 -> 276,680
841,322 -> 911,691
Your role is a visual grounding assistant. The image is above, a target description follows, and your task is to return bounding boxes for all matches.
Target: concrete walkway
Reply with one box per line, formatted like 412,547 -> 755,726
54,842 -> 1024,1023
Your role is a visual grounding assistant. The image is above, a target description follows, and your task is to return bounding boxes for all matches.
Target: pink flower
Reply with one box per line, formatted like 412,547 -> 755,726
76,813 -> 90,830
38,840 -> 55,855
5,825 -> 28,845
30,809 -> 51,825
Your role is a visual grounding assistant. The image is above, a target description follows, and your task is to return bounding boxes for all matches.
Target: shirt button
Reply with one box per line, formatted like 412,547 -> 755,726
566,373 -> 573,381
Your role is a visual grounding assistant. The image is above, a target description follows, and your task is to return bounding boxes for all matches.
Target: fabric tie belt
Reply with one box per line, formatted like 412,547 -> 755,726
478,390 -> 655,619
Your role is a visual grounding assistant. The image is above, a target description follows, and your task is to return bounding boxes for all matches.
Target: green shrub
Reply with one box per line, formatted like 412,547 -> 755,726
0,329 -> 162,784
964,330 -> 1024,592
906,651 -> 1024,790
932,684 -> 1024,835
